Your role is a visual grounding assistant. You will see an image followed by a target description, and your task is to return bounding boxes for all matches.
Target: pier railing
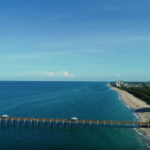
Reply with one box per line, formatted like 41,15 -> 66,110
0,117 -> 149,128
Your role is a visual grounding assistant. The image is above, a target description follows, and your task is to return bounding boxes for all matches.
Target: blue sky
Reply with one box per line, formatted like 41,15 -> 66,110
0,0 -> 150,81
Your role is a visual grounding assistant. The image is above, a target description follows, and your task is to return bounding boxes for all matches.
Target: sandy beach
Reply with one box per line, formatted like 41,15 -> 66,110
109,84 -> 150,137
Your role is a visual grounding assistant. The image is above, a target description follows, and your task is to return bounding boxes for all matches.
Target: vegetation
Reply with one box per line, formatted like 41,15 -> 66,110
119,83 -> 150,104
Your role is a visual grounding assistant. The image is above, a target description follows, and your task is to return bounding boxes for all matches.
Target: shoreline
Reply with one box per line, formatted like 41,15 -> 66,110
108,84 -> 150,137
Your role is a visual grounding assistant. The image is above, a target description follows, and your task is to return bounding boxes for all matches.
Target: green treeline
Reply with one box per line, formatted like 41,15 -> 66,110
119,85 -> 150,104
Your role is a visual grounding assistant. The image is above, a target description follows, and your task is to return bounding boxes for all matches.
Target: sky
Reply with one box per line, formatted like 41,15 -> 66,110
0,0 -> 150,81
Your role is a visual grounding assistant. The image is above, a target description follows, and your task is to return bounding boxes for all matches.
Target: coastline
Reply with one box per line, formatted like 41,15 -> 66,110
108,84 -> 150,137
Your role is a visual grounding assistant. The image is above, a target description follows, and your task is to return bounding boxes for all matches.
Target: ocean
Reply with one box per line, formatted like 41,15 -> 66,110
0,81 -> 149,150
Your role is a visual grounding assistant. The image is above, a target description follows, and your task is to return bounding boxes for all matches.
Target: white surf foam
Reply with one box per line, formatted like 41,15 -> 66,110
134,128 -> 143,136
133,113 -> 139,119
119,95 -> 121,100
125,104 -> 131,109
145,143 -> 150,149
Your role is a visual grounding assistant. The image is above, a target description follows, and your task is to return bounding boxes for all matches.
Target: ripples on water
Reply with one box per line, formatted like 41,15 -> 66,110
0,81 -> 149,150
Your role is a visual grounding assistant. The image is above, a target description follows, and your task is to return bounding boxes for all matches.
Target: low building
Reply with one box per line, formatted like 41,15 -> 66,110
114,81 -> 124,87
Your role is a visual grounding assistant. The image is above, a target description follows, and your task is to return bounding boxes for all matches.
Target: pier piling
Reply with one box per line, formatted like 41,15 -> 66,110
0,117 -> 150,129
70,121 -> 72,127
104,121 -> 105,127
90,121 -> 92,127
83,120 -> 85,127
30,119 -> 33,126
26,120 -> 28,126
111,121 -> 113,128
18,118 -> 20,125
43,119 -> 45,126
118,121 -> 120,128
56,120 -> 58,126
24,119 -> 26,126
37,120 -> 39,126
50,119 -> 52,126
76,120 -> 78,127
132,123 -> 134,128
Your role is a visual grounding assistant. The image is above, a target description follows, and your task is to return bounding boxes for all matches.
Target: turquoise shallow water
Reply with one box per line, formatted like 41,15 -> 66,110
0,81 -> 149,150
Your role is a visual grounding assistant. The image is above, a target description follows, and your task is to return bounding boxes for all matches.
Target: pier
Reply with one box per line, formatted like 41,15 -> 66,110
0,117 -> 150,128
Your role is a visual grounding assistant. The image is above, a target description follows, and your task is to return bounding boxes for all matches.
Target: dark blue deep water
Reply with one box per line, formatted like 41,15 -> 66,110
0,81 -> 149,150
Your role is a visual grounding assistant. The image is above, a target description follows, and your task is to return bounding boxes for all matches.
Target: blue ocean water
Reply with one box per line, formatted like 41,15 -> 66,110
0,81 -> 149,150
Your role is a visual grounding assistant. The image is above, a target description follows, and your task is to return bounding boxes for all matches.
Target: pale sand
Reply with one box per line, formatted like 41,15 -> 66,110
108,84 -> 150,137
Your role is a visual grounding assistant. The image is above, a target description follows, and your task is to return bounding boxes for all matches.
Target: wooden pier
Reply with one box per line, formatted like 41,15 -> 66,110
0,117 -> 150,128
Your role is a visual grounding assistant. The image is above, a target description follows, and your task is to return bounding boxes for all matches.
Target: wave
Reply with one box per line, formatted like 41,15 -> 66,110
125,104 -> 131,109
134,128 -> 143,136
133,113 -> 139,119
145,143 -> 150,149
119,95 -> 121,100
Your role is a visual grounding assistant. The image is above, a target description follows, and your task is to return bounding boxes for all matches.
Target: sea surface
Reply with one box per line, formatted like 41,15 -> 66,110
0,81 -> 149,150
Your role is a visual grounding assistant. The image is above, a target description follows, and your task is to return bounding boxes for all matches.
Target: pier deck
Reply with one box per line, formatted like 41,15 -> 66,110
0,117 -> 150,128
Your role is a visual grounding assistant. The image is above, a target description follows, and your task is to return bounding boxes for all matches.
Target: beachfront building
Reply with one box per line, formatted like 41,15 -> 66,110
114,81 -> 124,87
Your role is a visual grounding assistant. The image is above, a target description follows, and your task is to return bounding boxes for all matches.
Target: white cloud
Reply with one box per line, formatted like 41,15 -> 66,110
43,72 -> 55,76
61,71 -> 69,77
42,71 -> 74,77
116,74 -> 120,77
70,74 -> 74,77
14,71 -> 74,78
